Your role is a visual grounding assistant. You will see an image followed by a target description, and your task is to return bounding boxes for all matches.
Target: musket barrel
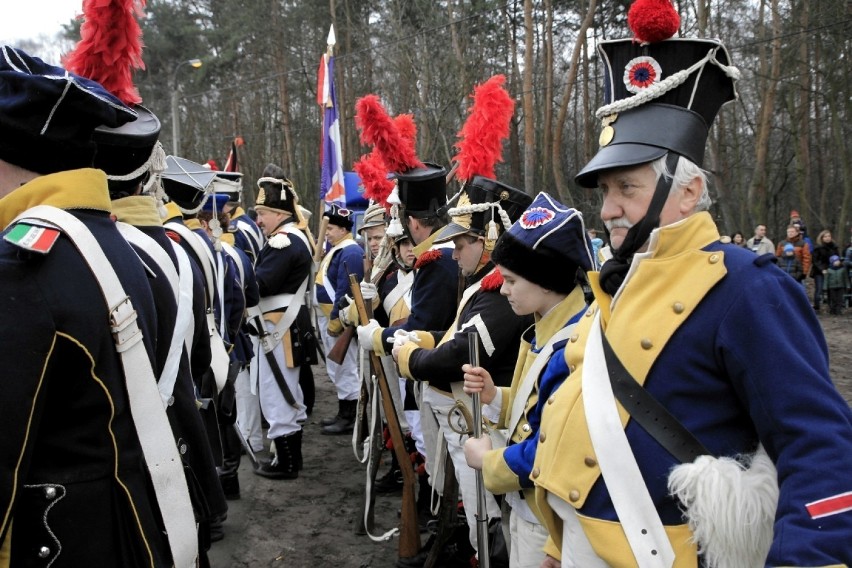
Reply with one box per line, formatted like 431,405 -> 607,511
468,331 -> 490,568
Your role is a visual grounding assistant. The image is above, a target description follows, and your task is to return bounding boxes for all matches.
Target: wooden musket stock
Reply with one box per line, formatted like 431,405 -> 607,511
349,273 -> 421,559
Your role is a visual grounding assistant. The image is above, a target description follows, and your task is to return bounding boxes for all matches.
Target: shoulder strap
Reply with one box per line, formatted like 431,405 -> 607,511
116,223 -> 193,405
506,324 -> 576,436
601,332 -> 710,463
16,206 -> 197,567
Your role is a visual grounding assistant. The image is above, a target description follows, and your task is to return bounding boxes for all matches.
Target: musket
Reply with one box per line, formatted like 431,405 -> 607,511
468,331 -> 490,568
350,273 -> 421,560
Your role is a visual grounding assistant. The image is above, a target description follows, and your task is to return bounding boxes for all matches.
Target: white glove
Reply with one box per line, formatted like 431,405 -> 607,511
339,295 -> 355,326
360,281 -> 378,301
357,319 -> 381,350
390,329 -> 421,349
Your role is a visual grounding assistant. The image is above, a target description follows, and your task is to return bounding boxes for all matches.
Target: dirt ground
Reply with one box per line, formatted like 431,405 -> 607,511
208,310 -> 851,568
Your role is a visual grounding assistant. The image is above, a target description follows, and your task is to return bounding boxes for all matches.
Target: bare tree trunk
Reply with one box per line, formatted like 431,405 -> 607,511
271,0 -> 294,172
448,0 -> 467,99
541,0 -> 554,195
521,0 -> 535,195
793,0 -> 811,217
551,0 -> 597,204
747,0 -> 781,225
504,5 -> 523,188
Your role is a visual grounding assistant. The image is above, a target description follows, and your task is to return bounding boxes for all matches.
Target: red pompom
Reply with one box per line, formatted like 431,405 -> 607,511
453,75 -> 514,181
64,0 -> 147,105
480,268 -> 504,292
628,0 -> 680,44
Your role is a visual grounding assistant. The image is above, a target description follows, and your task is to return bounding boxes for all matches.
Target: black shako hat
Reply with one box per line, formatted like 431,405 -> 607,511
492,192 -> 594,294
212,171 -> 243,204
434,176 -> 532,250
575,38 -> 739,188
393,163 -> 448,218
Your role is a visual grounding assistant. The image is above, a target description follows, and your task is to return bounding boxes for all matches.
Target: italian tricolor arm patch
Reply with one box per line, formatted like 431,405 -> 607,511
805,491 -> 852,519
4,223 -> 61,254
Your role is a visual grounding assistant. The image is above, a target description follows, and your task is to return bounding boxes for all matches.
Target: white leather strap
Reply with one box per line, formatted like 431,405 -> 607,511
583,312 -> 674,568
506,324 -> 575,436
117,223 -> 193,405
317,238 -> 357,303
166,221 -> 230,392
17,206 -> 197,567
382,270 -> 413,315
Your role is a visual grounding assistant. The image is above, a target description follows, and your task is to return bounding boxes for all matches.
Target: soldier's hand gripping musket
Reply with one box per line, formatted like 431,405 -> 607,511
468,331 -> 490,568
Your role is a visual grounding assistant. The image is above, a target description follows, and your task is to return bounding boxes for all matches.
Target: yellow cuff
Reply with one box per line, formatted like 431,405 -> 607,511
397,342 -> 420,380
328,318 -> 343,335
371,327 -> 387,355
413,331 -> 436,350
482,448 -> 521,495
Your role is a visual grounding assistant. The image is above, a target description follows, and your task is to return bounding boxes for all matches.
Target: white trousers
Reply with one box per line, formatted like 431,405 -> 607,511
317,312 -> 360,401
258,320 -> 307,438
547,492 -> 609,568
509,508 -> 548,568
235,364 -> 263,451
427,389 -> 501,553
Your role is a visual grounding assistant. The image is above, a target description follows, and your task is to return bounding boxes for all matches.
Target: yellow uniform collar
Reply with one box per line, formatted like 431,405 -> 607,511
111,195 -> 163,227
0,169 -> 110,228
412,229 -> 443,256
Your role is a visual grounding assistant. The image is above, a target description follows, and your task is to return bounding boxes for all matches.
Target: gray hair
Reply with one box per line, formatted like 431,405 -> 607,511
650,154 -> 712,212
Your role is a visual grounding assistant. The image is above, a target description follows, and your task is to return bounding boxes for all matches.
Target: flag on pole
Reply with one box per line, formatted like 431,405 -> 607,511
317,25 -> 346,205
224,136 -> 244,172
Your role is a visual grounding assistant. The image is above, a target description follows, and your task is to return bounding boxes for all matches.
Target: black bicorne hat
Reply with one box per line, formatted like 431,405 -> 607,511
256,163 -> 300,219
323,203 -> 355,231
575,38 -> 739,188
434,176 -> 532,250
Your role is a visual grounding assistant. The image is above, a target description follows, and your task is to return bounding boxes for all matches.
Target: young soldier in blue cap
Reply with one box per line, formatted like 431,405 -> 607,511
461,193 -> 594,568
532,6 -> 852,567
0,46 -> 197,566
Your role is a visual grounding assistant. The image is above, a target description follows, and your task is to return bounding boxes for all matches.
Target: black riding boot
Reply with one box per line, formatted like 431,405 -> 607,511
254,430 -> 301,479
321,399 -> 357,435
321,399 -> 346,426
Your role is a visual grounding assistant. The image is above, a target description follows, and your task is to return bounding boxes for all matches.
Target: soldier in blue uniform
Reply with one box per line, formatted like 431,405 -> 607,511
390,177 -> 533,559
251,164 -> 312,478
160,156 -> 246,541
64,17 -> 229,557
0,46 -> 196,567
215,171 -> 265,263
315,203 -> 365,435
533,23 -> 852,568
461,193 -> 594,568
